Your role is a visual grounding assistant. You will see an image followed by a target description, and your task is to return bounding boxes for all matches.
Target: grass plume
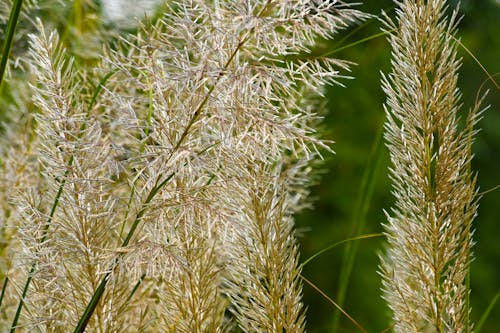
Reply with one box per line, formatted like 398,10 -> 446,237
380,0 -> 484,332
0,1 -> 367,331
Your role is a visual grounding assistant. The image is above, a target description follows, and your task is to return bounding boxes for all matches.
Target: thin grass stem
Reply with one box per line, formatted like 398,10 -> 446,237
0,277 -> 7,308
321,30 -> 392,57
450,34 -> 500,90
475,291 -> 500,333
478,184 -> 500,196
330,5 -> 394,52
301,275 -> 368,333
301,233 -> 383,268
125,273 -> 146,305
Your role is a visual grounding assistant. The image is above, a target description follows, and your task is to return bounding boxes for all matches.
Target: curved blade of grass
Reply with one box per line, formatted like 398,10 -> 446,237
478,184 -> 500,196
330,16 -> 375,51
112,273 -> 147,321
301,233 -> 383,268
332,123 -> 385,332
475,291 -> 500,333
450,34 -> 499,90
321,30 -> 392,57
380,323 -> 395,333
88,69 -> 119,111
329,5 -> 396,53
9,69 -> 117,332
0,0 -> 24,89
291,29 -> 393,64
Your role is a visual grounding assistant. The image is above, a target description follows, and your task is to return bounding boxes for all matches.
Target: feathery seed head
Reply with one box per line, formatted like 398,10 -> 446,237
380,1 -> 482,332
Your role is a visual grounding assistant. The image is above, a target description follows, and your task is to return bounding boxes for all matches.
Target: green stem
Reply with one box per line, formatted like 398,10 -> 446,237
0,277 -> 8,308
73,172 -> 174,333
476,291 -> 500,333
0,0 -> 24,89
126,274 -> 146,304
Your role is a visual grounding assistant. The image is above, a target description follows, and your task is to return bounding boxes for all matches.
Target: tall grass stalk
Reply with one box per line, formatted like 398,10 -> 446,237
380,0 -> 483,331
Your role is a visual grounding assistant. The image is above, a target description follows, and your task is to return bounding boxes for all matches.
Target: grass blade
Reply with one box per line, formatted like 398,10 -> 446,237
125,273 -> 146,305
475,291 -> 500,333
0,0 -> 24,88
9,274 -> 33,333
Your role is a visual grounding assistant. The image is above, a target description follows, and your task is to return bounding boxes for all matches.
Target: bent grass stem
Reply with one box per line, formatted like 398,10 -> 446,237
301,275 -> 367,333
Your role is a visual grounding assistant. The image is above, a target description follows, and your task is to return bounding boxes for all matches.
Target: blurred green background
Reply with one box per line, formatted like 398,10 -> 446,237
296,1 -> 500,332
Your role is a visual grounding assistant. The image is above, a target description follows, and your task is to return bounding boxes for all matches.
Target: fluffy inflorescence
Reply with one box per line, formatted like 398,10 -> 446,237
0,1 -> 367,331
380,1 -> 482,332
